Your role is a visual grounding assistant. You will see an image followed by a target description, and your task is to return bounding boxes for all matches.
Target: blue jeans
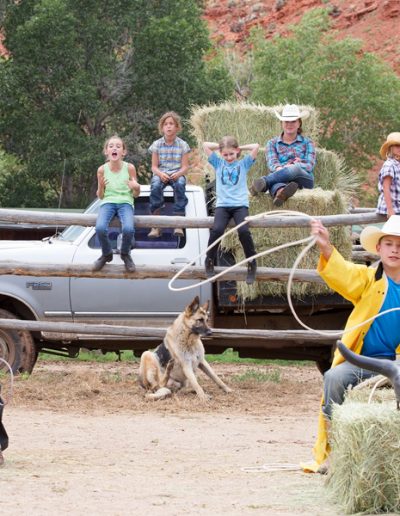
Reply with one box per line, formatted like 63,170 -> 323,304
95,203 -> 135,256
149,175 -> 188,215
322,361 -> 377,419
262,164 -> 314,197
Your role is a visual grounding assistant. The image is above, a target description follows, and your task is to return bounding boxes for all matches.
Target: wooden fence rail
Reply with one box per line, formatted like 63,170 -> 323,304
0,208 -> 386,229
0,260 -> 324,283
0,318 -> 338,345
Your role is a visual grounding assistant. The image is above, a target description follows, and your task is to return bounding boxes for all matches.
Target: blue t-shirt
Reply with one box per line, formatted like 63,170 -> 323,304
208,152 -> 255,208
361,276 -> 400,358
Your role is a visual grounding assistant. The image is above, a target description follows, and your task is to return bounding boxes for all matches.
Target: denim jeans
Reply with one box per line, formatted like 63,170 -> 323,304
149,175 -> 188,215
262,163 -> 314,197
95,202 -> 135,256
322,361 -> 377,419
206,206 -> 256,262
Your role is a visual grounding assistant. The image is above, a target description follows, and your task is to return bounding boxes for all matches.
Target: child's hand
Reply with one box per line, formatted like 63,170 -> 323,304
170,172 -> 180,181
127,178 -> 138,189
159,172 -> 170,183
310,218 -> 328,241
99,174 -> 107,189
310,218 -> 333,258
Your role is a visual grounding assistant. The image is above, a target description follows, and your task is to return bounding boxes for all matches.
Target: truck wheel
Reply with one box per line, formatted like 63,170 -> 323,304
0,309 -> 37,374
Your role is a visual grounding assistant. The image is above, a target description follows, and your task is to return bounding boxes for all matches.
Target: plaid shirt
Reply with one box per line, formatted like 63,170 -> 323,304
149,136 -> 190,174
266,133 -> 316,174
377,157 -> 400,215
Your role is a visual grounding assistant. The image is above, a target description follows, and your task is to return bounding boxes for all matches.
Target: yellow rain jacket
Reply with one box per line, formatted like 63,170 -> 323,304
302,247 -> 387,473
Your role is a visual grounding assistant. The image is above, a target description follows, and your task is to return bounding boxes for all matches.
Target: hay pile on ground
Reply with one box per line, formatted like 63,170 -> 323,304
326,400 -> 400,514
189,101 -> 356,301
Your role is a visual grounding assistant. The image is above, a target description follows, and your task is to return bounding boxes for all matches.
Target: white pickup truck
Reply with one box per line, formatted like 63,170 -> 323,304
0,184 -> 350,373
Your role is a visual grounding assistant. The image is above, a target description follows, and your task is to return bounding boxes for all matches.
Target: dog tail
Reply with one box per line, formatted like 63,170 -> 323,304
146,387 -> 172,401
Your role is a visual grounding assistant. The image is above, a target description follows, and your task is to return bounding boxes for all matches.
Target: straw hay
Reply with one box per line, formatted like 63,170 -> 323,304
227,188 -> 352,300
189,101 -> 355,301
327,400 -> 400,514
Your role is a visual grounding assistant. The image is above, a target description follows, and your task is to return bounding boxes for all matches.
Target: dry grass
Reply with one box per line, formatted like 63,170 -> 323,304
9,360 -> 321,416
327,399 -> 400,514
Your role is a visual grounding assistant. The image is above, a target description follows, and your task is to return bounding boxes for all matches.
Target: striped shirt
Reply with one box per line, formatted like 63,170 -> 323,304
266,133 -> 316,174
149,136 -> 190,174
376,157 -> 400,215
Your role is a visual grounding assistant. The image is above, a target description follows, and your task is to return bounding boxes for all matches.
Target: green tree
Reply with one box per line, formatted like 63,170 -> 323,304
250,8 -> 400,174
0,0 -> 232,207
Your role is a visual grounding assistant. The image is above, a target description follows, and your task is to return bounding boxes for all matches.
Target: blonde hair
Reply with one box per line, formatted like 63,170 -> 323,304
158,111 -> 182,135
218,135 -> 239,151
103,134 -> 126,155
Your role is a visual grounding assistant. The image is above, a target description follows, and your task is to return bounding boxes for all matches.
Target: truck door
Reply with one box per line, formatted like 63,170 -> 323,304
69,189 -> 210,331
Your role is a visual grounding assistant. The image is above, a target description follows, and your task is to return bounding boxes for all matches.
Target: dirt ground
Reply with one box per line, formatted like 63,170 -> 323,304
0,359 -> 341,515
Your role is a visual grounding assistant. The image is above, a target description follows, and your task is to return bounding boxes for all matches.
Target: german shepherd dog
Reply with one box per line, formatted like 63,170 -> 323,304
139,296 -> 232,401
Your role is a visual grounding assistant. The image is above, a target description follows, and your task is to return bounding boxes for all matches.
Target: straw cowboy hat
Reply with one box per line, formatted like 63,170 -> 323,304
274,104 -> 310,122
360,215 -> 400,254
380,132 -> 400,159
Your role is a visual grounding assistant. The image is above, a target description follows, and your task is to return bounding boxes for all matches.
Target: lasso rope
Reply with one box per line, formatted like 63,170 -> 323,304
168,208 -> 400,339
168,208 -> 400,473
0,358 -> 14,406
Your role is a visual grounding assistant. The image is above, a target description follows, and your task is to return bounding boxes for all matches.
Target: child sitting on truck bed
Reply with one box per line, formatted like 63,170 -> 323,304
148,111 -> 191,239
203,137 -> 259,285
93,135 -> 140,273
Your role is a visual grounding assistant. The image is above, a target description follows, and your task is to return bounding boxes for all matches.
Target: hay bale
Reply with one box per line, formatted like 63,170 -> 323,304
190,101 -> 320,190
189,101 -> 356,301
326,400 -> 400,514
224,188 -> 352,300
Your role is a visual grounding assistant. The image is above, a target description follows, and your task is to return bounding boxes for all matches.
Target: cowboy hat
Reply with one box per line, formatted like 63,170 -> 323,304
274,104 -> 310,122
360,215 -> 400,254
380,132 -> 400,160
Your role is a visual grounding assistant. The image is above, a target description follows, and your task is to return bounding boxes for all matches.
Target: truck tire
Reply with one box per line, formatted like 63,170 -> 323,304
0,309 -> 37,374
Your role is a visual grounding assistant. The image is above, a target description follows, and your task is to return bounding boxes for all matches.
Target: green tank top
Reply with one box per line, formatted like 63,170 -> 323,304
100,161 -> 133,206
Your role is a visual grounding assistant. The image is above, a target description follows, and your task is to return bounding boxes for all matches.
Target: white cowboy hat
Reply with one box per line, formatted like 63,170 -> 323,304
360,215 -> 400,254
274,104 -> 310,122
380,132 -> 400,160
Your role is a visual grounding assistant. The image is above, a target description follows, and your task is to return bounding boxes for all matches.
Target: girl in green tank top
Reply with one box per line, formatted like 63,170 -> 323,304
93,135 -> 140,272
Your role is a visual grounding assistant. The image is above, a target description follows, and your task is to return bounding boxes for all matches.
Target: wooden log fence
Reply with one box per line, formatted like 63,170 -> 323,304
0,260 -> 324,283
0,207 -> 386,229
0,318 -> 339,345
0,208 -> 382,341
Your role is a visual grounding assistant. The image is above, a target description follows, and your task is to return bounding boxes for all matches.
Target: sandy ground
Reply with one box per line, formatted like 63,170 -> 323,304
0,360 -> 341,515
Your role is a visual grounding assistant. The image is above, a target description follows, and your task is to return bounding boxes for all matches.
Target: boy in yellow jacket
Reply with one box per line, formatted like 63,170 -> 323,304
304,215 -> 400,473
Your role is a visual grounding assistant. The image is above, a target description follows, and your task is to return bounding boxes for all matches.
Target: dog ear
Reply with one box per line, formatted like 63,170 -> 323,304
187,296 -> 200,315
202,299 -> 210,312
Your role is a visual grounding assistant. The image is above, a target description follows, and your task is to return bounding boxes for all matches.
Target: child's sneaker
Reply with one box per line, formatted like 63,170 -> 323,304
148,227 -> 161,238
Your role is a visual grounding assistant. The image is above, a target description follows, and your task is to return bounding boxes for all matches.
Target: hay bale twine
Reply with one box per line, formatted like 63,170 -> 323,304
327,400 -> 400,514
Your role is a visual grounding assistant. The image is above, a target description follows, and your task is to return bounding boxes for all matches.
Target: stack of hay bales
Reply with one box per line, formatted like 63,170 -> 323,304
190,102 -> 358,301
327,396 -> 400,514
